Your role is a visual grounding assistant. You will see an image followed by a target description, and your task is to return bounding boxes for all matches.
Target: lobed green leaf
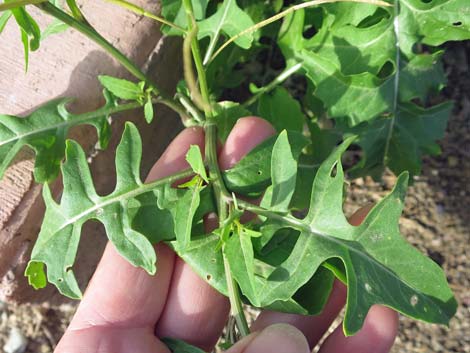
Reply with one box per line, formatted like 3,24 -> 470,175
25,123 -> 158,298
245,138 -> 456,335
345,101 -> 452,179
0,92 -> 117,183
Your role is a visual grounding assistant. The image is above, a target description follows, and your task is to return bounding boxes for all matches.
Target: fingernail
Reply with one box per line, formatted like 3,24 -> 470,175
243,323 -> 310,353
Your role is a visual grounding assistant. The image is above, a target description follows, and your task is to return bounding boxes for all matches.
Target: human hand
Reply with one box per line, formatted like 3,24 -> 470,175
55,117 -> 398,353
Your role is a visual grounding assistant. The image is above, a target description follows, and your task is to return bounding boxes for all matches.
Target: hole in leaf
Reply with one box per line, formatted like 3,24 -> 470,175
452,21 -> 462,26
303,8 -> 323,39
303,25 -> 318,39
58,278 -> 63,283
330,163 -> 338,178
427,250 -> 445,267
377,60 -> 395,79
410,295 -> 419,306
357,8 -> 391,28
206,274 -> 212,281
420,0 -> 432,3
257,170 -> 262,175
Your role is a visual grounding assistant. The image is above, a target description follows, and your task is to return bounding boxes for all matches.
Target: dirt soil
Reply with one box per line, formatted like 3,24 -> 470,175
0,43 -> 468,353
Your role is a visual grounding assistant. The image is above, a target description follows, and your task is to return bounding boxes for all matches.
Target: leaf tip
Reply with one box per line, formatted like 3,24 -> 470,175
25,261 -> 47,290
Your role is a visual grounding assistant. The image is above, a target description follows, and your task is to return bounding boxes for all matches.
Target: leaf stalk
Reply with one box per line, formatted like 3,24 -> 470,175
182,0 -> 213,117
243,62 -> 303,107
205,119 -> 249,337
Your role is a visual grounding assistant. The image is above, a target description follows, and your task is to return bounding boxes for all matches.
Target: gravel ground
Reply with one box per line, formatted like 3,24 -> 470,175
0,43 -> 468,353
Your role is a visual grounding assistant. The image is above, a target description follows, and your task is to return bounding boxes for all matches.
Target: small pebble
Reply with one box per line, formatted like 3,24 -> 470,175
447,156 -> 458,167
3,327 -> 28,353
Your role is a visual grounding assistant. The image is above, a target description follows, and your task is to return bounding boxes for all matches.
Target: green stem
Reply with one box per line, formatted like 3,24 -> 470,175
104,0 -> 185,32
222,247 -> 250,336
182,0 -> 213,118
37,2 -> 190,122
237,199 -> 306,231
183,21 -> 208,114
182,0 -> 248,337
37,2 -> 153,89
205,123 -> 250,337
155,97 -> 192,125
243,62 -> 303,107
0,0 -> 45,11
205,123 -> 230,214
65,0 -> 90,25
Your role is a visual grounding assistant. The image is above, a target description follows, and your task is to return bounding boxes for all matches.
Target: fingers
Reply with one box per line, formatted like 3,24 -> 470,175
56,127 -> 205,353
219,116 -> 276,170
226,324 -> 310,353
318,305 -> 398,353
56,326 -> 170,353
155,257 -> 230,351
155,117 -> 276,351
251,204 -> 374,348
147,126 -> 205,180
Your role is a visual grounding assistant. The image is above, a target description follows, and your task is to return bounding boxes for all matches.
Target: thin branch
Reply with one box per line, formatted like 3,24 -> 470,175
104,0 -> 185,32
65,0 -> 91,25
208,0 -> 392,64
183,20 -> 210,113
222,247 -> 251,336
38,2 -> 156,90
243,62 -> 303,107
37,2 -> 190,123
183,0 -> 213,117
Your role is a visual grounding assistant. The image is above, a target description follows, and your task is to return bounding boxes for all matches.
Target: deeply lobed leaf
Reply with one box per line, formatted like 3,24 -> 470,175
345,101 -> 452,178
0,92 -> 116,183
254,137 -> 456,334
172,135 -> 457,333
25,123 -> 158,298
276,2 -> 466,178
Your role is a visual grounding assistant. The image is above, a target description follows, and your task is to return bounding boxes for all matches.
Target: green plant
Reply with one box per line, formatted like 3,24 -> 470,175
1,0 -> 468,350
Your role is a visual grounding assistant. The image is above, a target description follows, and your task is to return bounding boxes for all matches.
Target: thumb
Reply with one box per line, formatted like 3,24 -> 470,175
226,324 -> 310,353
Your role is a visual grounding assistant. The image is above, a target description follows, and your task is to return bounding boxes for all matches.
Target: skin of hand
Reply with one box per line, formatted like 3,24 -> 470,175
55,117 -> 398,353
